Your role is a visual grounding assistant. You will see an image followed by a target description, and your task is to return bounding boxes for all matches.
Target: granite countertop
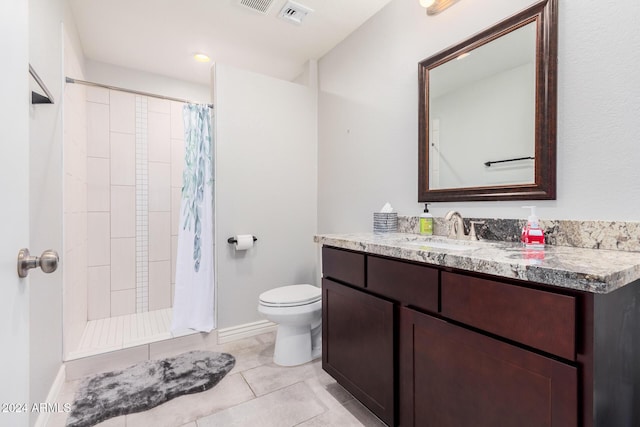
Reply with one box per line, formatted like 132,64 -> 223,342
314,233 -> 640,294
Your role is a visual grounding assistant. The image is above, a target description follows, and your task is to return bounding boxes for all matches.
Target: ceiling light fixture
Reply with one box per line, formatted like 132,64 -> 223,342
421,0 -> 461,16
193,53 -> 211,63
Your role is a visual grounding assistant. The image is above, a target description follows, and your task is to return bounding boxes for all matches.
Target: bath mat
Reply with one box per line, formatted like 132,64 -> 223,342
66,350 -> 235,427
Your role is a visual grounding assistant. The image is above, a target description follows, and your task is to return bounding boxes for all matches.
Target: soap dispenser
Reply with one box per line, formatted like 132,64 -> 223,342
521,206 -> 545,247
419,203 -> 433,236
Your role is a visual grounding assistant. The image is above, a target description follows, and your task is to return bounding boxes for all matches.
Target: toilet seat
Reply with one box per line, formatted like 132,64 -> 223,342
257,284 -> 323,366
259,284 -> 321,308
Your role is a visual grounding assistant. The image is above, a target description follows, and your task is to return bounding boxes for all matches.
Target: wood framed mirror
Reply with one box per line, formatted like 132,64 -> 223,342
418,0 -> 558,202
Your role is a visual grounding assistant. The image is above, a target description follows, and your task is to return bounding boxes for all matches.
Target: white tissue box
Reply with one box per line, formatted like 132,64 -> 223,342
373,212 -> 398,233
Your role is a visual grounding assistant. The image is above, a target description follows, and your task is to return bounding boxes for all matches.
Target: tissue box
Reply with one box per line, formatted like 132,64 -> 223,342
373,212 -> 398,233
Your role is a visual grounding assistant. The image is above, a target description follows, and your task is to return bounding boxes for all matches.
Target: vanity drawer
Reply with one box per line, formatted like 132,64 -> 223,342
322,247 -> 365,288
367,256 -> 439,313
441,272 -> 576,360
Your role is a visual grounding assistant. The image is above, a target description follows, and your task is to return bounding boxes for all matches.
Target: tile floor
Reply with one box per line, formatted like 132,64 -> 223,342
48,332 -> 385,427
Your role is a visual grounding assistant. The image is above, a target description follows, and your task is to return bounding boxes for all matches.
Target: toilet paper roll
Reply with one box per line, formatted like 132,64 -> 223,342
235,234 -> 254,251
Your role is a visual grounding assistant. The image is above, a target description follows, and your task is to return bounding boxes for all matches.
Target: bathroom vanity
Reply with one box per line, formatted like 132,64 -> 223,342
316,233 -> 640,427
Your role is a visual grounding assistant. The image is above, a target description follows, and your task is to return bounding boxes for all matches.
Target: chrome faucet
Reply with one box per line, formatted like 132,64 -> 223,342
444,210 -> 465,239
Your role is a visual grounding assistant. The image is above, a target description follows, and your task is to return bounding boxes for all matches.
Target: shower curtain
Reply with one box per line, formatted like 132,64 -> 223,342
171,104 -> 215,332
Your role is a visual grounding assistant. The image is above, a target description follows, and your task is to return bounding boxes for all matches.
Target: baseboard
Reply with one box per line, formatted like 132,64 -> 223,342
217,320 -> 277,344
34,364 -> 66,427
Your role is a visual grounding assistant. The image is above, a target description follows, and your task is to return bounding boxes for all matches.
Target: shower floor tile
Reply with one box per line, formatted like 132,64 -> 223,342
67,308 -> 195,360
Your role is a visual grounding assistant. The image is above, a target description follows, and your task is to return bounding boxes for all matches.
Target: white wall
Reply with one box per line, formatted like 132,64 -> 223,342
215,63 -> 318,329
0,0 -> 30,425
29,0 -> 66,419
318,0 -> 640,230
85,60 -> 211,105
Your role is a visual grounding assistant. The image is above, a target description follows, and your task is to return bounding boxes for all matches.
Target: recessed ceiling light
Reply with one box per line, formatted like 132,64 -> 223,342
456,52 -> 470,60
419,0 -> 435,7
194,53 -> 211,63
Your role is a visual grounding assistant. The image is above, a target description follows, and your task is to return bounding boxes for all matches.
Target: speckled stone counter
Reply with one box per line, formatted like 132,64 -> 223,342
314,233 -> 640,294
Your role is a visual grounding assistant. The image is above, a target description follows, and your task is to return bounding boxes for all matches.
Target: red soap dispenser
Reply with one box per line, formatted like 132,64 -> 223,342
521,206 -> 545,247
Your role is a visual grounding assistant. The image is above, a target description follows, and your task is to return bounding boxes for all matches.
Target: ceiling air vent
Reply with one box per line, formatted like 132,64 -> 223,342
237,0 -> 275,15
278,1 -> 314,25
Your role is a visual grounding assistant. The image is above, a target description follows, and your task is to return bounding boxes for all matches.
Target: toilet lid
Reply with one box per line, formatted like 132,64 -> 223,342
259,284 -> 321,307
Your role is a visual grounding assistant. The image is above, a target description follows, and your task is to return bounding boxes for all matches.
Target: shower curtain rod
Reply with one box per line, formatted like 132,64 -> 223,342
65,77 -> 213,108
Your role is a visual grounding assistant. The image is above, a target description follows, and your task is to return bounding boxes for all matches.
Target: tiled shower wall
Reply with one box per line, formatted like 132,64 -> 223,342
63,76 -> 88,355
86,87 -> 184,320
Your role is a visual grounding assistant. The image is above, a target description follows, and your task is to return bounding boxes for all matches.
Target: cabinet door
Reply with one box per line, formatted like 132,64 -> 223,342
399,307 -> 577,427
322,278 -> 394,426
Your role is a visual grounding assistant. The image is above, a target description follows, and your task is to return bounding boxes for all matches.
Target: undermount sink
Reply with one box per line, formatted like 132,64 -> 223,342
400,238 -> 477,251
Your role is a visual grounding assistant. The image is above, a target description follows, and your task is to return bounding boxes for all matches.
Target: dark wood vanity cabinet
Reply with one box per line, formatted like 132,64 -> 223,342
399,307 -> 577,427
322,246 -> 440,426
322,278 -> 394,425
322,245 -> 640,427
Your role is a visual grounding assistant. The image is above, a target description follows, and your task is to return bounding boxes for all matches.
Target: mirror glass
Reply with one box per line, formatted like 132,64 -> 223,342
418,0 -> 557,202
429,23 -> 536,190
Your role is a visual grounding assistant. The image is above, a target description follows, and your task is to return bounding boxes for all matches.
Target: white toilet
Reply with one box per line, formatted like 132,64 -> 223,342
258,284 -> 322,366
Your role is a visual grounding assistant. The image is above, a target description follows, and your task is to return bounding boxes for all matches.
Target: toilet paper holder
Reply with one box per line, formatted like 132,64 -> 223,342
227,235 -> 258,244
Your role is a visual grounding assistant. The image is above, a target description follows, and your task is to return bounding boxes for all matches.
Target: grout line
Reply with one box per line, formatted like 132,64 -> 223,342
159,308 -> 169,332
107,315 -> 118,346
151,309 -> 162,335
239,372 -> 258,399
115,316 -> 124,348
77,321 -> 92,350
143,311 -> 153,337
91,318 -> 104,348
165,308 -> 173,329
130,314 -> 139,344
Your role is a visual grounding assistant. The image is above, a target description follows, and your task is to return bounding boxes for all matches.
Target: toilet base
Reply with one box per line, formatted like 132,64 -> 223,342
273,324 -> 321,367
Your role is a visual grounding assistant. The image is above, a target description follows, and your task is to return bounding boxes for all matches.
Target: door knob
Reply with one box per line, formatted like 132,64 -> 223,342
17,248 -> 59,278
